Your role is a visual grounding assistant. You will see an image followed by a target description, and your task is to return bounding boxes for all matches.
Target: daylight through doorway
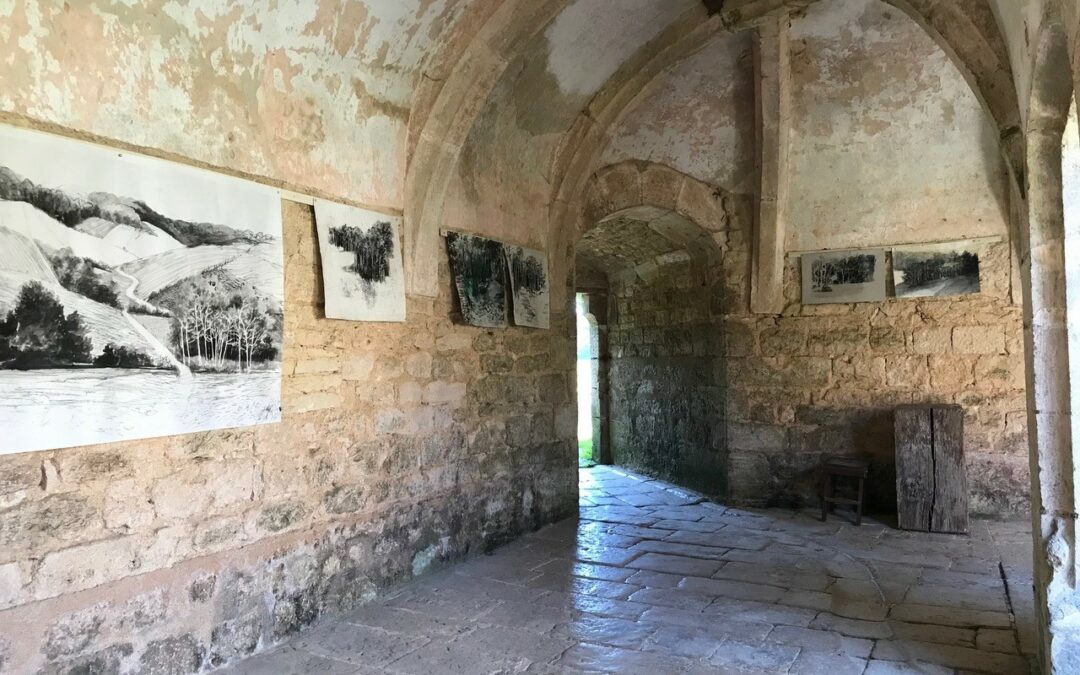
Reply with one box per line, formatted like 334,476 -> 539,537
576,294 -> 597,466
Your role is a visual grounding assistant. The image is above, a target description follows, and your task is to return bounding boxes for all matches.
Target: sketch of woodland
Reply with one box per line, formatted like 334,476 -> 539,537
313,200 -> 406,322
0,126 -> 283,455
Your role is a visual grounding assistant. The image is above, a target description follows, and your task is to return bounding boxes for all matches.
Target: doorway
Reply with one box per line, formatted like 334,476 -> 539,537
576,293 -> 599,466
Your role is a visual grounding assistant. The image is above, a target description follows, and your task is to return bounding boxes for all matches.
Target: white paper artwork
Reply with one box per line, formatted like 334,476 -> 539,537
0,124 -> 283,455
801,249 -> 887,305
313,200 -> 406,323
505,245 -> 551,329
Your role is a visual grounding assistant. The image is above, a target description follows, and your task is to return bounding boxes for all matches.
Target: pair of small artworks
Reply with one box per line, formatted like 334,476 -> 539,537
801,241 -> 982,305
445,232 -> 551,330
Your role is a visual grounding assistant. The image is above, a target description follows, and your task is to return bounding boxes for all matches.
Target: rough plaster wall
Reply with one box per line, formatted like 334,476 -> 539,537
0,198 -> 577,673
0,0 -> 477,210
600,33 -> 756,196
607,257 -> 727,496
787,0 -> 1011,251
441,0 -> 696,243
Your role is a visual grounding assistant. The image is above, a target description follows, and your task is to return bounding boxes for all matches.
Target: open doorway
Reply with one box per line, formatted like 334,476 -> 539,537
575,294 -> 597,467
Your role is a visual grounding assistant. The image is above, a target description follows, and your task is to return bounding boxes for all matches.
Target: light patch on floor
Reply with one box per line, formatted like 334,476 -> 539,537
215,466 -> 1036,674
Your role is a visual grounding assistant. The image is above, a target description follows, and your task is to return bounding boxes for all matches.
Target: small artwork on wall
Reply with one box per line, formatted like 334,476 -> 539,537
505,245 -> 550,329
314,200 -> 406,322
801,249 -> 887,305
893,241 -> 981,298
446,231 -> 507,328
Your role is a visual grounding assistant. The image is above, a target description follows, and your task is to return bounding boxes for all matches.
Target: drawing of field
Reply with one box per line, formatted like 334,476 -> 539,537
0,124 -> 283,455
120,243 -> 260,297
0,226 -> 57,281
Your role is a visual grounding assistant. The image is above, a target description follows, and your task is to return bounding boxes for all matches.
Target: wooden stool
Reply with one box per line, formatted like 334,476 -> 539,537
820,458 -> 869,526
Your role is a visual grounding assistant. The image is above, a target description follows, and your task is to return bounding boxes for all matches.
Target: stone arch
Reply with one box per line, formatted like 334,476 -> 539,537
1023,5 -> 1080,671
571,162 -> 733,497
578,162 -> 739,252
403,0 -> 573,297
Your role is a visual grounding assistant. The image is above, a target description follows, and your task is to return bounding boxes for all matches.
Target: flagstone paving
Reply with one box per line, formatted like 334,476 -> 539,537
217,465 -> 1036,674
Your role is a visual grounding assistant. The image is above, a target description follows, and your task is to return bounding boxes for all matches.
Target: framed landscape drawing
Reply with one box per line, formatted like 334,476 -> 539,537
801,249 -> 887,305
505,245 -> 550,329
446,232 -> 507,328
893,241 -> 981,298
0,125 -> 283,455
314,200 -> 406,322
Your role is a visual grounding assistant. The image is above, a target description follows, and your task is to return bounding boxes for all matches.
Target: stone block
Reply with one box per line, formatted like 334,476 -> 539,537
404,352 -> 433,379
729,424 -> 787,452
912,327 -> 953,355
342,355 -> 375,381
34,537 -> 143,601
0,493 -> 99,552
928,356 -> 975,391
294,358 -> 340,375
807,324 -> 868,356
0,563 -> 22,609
423,381 -> 467,405
869,326 -> 907,353
884,356 -> 930,388
760,325 -> 807,357
641,164 -> 683,211
139,634 -> 206,675
953,325 -> 1006,355
104,479 -> 155,530
973,355 -> 1024,391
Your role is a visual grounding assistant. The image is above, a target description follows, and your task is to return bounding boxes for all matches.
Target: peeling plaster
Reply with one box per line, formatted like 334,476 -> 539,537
601,32 -> 755,195
0,0 -> 476,208
786,0 -> 1011,251
544,0 -> 696,98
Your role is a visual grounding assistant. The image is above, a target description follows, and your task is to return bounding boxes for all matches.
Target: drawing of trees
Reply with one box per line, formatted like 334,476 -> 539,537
811,254 -> 877,292
153,273 -> 280,373
897,250 -> 980,289
329,221 -> 394,282
0,282 -> 92,368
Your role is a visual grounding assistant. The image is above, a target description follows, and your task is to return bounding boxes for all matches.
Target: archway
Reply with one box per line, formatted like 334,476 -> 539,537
1024,6 -> 1080,670
571,163 -> 731,497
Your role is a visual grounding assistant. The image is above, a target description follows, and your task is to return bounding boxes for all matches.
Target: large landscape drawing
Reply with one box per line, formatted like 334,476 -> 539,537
0,125 -> 283,455
314,199 -> 406,322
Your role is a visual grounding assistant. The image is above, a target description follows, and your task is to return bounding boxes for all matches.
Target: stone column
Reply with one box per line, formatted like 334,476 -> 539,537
750,13 -> 791,315
1024,124 -> 1080,672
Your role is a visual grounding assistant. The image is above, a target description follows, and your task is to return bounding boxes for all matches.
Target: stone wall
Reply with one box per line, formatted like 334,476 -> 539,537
606,255 -> 727,496
0,200 -> 577,674
723,242 -> 1028,515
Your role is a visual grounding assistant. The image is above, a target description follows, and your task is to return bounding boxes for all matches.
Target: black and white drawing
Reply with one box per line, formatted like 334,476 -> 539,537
505,245 -> 550,329
0,125 -> 283,455
314,200 -> 405,322
446,232 -> 507,328
893,241 -> 981,298
801,249 -> 887,304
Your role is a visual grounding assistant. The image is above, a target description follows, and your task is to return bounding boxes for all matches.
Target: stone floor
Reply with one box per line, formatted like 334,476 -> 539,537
218,466 -> 1036,674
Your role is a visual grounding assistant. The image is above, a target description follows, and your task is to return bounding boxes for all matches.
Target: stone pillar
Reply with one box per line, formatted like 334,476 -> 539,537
750,13 -> 791,315
1024,125 -> 1080,672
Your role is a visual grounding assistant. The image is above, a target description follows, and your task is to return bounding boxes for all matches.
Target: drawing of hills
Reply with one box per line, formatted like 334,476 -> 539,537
0,166 -> 272,247
0,164 -> 282,372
